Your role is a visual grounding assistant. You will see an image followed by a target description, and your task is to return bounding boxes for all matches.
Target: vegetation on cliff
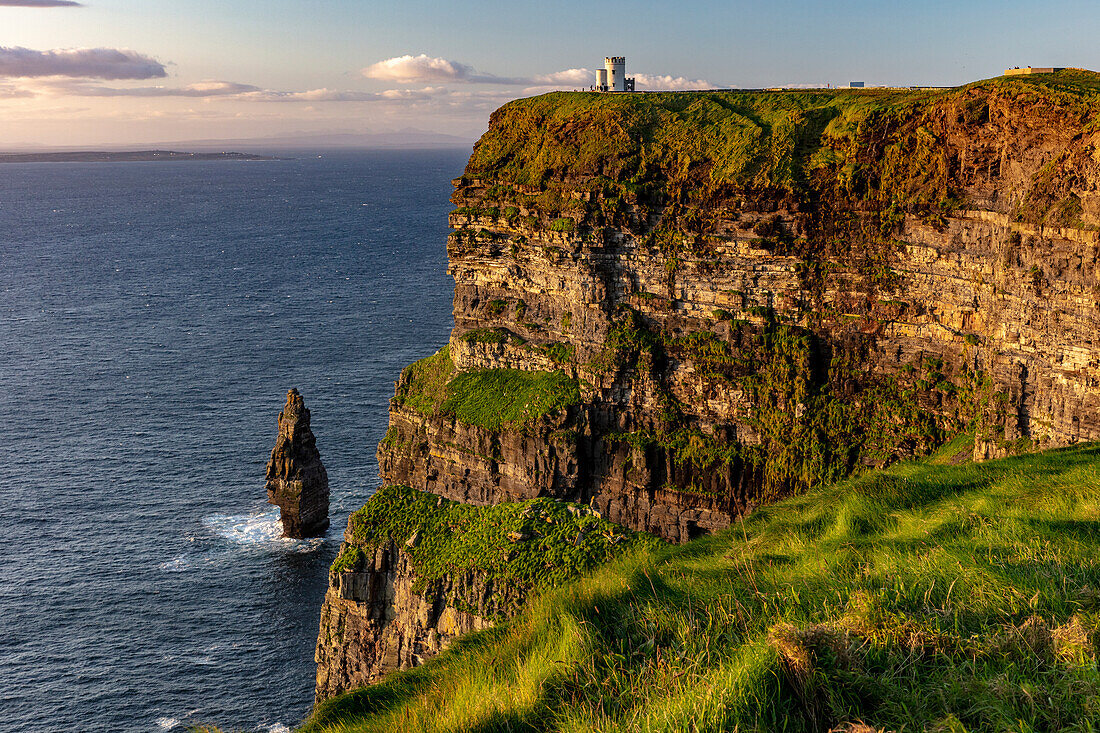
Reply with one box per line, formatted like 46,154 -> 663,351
594,304 -> 978,499
441,71 -> 1100,512
334,484 -> 663,618
461,70 -> 1100,229
305,443 -> 1100,732
392,346 -> 580,431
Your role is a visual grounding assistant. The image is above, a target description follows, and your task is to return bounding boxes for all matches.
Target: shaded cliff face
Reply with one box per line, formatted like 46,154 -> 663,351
314,485 -> 660,702
266,388 -> 330,538
378,72 -> 1100,542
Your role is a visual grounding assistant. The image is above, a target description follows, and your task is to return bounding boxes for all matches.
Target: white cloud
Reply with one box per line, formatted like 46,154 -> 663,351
361,55 -> 715,92
531,68 -> 592,85
362,54 -> 520,84
0,47 -> 166,79
240,86 -> 447,102
633,74 -> 716,91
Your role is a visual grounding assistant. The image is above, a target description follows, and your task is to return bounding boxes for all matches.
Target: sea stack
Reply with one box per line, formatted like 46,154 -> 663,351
265,388 -> 330,538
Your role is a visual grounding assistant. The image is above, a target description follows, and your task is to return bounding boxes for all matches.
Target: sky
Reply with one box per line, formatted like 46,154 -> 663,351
1,0 -> 1099,148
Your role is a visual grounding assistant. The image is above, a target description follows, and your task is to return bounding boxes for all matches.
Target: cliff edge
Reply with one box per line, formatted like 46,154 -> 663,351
314,485 -> 660,702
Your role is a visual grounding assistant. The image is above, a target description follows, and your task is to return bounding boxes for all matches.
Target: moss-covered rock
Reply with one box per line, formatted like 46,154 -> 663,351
342,485 -> 663,609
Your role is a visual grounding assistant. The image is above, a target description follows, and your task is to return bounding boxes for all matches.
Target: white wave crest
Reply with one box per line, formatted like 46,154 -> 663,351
156,717 -> 180,730
203,508 -> 285,545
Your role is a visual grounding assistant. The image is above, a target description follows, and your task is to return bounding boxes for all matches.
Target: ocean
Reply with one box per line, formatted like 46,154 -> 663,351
0,149 -> 468,732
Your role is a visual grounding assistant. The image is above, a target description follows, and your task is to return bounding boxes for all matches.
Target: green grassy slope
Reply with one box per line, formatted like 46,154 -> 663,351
302,442 -> 1100,732
390,347 -> 580,432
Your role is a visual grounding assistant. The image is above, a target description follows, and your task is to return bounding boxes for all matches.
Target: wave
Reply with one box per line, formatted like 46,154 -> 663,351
158,507 -> 323,572
203,508 -> 285,545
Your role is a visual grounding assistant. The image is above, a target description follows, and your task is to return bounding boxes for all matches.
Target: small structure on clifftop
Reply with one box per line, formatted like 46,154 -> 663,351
594,56 -> 636,92
265,388 -> 330,538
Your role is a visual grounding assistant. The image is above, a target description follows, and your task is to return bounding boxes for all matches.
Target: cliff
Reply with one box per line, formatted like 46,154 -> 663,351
266,388 -> 330,538
378,70 -> 1100,544
312,70 -> 1100,709
314,484 -> 660,702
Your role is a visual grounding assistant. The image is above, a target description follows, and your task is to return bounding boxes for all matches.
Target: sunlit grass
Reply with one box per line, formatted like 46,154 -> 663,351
300,443 -> 1100,732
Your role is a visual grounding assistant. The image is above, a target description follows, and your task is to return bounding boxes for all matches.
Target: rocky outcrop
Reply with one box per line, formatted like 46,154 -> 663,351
317,74 -> 1100,703
266,388 -> 329,538
313,484 -> 660,702
314,536 -> 509,703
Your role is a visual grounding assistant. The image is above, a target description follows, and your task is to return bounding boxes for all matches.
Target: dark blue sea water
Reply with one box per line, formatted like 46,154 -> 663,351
0,149 -> 467,732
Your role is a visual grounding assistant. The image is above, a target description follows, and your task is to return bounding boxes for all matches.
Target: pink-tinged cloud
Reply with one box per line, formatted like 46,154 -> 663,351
362,54 -> 528,84
55,80 -> 262,96
0,83 -> 35,97
0,47 -> 166,79
24,79 -> 457,103
0,0 -> 83,6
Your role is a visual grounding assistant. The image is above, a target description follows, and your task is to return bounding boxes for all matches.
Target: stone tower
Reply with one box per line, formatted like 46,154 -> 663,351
595,57 -> 635,92
605,56 -> 626,92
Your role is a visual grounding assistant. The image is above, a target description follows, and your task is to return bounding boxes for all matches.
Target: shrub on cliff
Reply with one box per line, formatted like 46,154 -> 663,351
340,485 -> 664,618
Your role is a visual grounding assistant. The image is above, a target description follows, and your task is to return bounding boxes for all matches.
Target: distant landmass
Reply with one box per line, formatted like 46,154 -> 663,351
167,129 -> 476,151
0,150 -> 277,164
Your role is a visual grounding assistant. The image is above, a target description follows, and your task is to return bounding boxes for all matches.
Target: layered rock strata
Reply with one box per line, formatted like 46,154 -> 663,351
314,538 -> 504,702
266,388 -> 330,538
378,74 -> 1100,543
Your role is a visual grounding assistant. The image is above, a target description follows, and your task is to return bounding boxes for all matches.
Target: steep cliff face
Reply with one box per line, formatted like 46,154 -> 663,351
266,388 -> 330,538
378,71 -> 1100,543
314,485 -> 660,702
314,72 -> 1100,703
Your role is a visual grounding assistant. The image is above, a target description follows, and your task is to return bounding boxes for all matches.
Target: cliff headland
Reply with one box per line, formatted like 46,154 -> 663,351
305,70 -> 1100,731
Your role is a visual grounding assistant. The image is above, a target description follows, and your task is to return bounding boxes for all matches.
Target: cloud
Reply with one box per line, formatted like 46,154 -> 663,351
23,78 -> 459,104
0,47 -> 166,79
0,0 -> 83,6
532,68 -> 592,85
56,80 -> 262,96
362,54 -> 527,85
633,74 -> 716,91
0,83 -> 34,97
362,55 -> 715,93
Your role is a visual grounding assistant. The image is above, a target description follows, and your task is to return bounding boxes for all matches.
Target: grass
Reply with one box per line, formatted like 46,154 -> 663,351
339,485 -> 664,619
393,347 -> 455,416
301,443 -> 1100,732
393,347 -> 581,432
